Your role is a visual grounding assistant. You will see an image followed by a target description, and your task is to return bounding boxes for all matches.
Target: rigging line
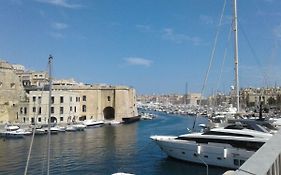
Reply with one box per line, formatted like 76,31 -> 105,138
215,23 -> 233,94
47,55 -> 53,175
238,21 -> 270,87
24,63 -> 49,175
199,0 -> 227,106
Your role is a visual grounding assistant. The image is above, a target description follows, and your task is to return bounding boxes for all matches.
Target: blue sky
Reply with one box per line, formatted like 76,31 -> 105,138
1,0 -> 281,95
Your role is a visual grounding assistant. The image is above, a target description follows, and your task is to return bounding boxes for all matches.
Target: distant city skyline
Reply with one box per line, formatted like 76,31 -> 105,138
1,0 -> 281,95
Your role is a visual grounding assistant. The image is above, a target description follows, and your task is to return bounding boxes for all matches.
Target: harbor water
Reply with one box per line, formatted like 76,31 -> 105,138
0,113 -> 227,175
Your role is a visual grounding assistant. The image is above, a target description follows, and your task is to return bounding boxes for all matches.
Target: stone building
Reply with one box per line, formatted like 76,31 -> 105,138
17,83 -> 138,124
18,90 -> 80,124
187,93 -> 202,105
53,84 -> 138,123
1,60 -> 138,124
0,60 -> 26,123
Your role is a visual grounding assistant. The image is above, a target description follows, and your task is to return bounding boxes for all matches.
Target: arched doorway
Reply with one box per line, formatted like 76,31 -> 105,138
103,107 -> 115,120
51,116 -> 57,123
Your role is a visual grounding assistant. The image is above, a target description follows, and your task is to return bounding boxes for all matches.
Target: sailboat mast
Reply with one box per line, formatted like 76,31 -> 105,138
47,55 -> 53,175
233,0 -> 239,112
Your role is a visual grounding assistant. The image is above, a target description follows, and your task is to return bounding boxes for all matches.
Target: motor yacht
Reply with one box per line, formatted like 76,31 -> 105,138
150,126 -> 271,169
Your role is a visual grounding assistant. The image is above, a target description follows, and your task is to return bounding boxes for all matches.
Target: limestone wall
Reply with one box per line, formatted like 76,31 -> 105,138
0,60 -> 26,123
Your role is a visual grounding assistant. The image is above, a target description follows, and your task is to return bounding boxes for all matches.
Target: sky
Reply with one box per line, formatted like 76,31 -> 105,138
1,0 -> 281,95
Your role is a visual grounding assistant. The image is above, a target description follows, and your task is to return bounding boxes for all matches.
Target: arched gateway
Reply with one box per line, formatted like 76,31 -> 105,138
103,107 -> 115,120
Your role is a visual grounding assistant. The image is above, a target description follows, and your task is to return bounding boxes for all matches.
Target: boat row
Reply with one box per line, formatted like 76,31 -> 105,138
0,119 -> 122,138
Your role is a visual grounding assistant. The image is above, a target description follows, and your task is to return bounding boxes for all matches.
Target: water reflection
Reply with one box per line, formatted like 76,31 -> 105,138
0,113 -> 227,175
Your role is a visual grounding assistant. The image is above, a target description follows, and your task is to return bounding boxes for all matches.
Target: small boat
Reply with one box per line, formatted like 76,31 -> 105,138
43,127 -> 59,134
65,124 -> 86,132
0,125 -> 24,138
82,120 -> 104,127
17,128 -> 32,135
122,115 -> 141,124
65,125 -> 77,132
73,124 -> 86,131
109,120 -> 122,125
35,128 -> 47,135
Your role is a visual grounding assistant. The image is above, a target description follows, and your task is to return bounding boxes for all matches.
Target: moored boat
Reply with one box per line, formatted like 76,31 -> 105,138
122,115 -> 141,124
151,125 -> 271,169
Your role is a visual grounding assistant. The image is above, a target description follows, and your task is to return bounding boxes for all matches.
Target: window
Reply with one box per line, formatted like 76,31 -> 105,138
83,95 -> 86,101
38,96 -> 41,103
10,83 -> 15,88
51,96 -> 54,104
20,107 -> 23,114
51,107 -> 54,114
24,107 -> 27,115
60,107 -> 64,114
70,106 -> 72,111
76,97 -> 80,102
74,106 -> 77,112
38,118 -> 41,122
60,117 -> 63,122
70,97 -> 72,102
32,96 -> 36,102
107,96 -> 111,101
60,96 -> 64,103
38,107 -> 41,114
82,105 -> 86,112
234,159 -> 239,166
32,107 -> 36,113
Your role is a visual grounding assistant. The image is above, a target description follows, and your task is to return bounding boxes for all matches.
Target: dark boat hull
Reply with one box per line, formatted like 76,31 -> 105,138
122,115 -> 141,124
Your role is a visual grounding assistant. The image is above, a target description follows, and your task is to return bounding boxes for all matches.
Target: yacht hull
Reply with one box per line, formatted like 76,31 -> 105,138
151,135 -> 254,169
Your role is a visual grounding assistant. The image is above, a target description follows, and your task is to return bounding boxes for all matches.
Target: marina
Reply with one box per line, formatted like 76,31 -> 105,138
0,113 -> 227,175
0,0 -> 281,174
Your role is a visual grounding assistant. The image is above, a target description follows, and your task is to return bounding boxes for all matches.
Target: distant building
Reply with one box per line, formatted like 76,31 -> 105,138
1,60 -> 138,124
0,60 -> 26,123
18,84 -> 138,124
18,90 -> 80,124
187,93 -> 202,105
13,64 -> 49,88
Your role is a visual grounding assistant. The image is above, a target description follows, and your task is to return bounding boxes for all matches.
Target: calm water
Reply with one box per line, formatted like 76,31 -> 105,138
0,113 -> 227,175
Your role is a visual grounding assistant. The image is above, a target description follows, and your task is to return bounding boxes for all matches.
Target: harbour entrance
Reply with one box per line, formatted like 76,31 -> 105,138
103,107 -> 115,120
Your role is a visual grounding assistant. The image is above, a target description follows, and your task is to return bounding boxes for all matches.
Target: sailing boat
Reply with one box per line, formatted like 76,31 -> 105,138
150,0 -> 271,169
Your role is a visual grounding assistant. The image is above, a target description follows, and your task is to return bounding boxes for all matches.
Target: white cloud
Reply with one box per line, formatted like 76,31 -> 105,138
273,23 -> 281,38
162,28 -> 202,45
50,32 -> 64,39
35,0 -> 82,9
124,57 -> 152,67
199,15 -> 214,25
136,24 -> 152,32
52,22 -> 68,30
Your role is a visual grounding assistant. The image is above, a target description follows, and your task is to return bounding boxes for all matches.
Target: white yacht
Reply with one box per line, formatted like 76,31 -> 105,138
150,127 -> 271,169
0,125 -> 25,138
82,120 -> 104,127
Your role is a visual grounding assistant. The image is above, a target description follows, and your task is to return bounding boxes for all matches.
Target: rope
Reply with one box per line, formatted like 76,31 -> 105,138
238,22 -> 270,87
215,23 -> 232,95
24,59 -> 50,175
199,0 -> 227,106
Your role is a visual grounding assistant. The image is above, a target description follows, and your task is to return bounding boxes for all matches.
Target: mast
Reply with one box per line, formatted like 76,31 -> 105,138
47,55 -> 53,175
233,0 -> 239,112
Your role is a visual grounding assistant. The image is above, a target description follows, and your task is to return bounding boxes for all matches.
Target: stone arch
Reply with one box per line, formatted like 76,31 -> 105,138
103,106 -> 115,120
51,116 -> 57,123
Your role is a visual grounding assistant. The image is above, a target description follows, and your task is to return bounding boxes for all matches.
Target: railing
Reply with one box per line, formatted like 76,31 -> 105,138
226,129 -> 281,175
